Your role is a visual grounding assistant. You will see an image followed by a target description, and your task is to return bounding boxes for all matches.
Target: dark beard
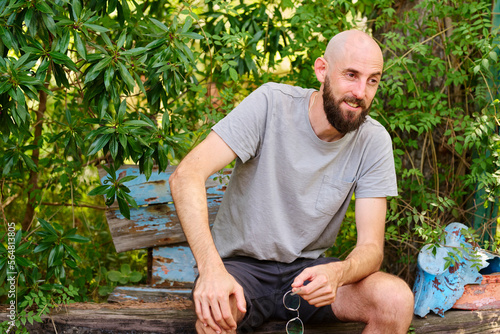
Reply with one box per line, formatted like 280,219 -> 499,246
322,79 -> 370,134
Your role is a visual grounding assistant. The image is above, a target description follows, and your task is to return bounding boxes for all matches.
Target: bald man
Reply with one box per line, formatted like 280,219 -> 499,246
169,30 -> 415,333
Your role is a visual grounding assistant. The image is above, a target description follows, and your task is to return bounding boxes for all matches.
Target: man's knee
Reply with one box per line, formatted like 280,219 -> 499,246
368,272 -> 414,324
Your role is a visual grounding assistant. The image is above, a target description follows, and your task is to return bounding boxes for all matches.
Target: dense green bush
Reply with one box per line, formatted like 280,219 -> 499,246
374,0 -> 500,281
0,0 -> 499,330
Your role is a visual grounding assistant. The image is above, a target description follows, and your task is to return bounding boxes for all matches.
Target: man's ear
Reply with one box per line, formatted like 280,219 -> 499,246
314,57 -> 328,83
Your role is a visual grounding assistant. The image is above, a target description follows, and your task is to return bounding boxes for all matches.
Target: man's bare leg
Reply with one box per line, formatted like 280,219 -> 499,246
332,271 -> 414,334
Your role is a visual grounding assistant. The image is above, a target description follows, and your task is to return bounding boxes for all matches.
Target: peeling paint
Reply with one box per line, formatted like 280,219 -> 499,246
151,245 -> 197,288
161,265 -> 170,275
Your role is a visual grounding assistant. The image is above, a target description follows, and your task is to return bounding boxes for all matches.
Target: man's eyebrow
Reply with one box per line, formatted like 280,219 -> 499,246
345,68 -> 382,77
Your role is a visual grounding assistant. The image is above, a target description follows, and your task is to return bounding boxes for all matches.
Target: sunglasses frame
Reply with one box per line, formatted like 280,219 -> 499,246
283,290 -> 304,334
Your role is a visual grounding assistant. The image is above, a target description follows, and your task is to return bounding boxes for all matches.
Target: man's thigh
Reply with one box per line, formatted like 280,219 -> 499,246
220,256 -> 341,330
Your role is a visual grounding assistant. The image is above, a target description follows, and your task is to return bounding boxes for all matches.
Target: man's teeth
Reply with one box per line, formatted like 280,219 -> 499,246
346,101 -> 358,108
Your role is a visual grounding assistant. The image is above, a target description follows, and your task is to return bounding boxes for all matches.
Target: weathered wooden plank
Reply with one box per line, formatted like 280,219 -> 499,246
98,165 -> 177,206
2,304 -> 499,334
151,243 -> 197,288
106,197 -> 223,253
412,309 -> 500,333
98,165 -> 231,207
107,286 -> 192,303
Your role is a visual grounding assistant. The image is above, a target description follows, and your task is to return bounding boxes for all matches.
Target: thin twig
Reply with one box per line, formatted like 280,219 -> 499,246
40,202 -> 106,210
50,315 -> 59,334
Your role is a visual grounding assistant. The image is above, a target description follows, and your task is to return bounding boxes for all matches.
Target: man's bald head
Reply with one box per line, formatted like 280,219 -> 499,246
324,30 -> 383,67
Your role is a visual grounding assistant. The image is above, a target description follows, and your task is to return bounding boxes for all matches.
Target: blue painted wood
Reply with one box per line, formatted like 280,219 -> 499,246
100,166 -> 174,206
152,244 -> 198,288
413,223 -> 493,317
106,197 -> 223,252
99,165 -> 230,207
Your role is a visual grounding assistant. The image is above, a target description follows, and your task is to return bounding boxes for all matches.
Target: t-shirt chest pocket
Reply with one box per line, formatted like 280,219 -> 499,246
315,175 -> 355,215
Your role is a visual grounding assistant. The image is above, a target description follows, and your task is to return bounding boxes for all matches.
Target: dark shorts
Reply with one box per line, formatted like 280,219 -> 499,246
194,256 -> 341,332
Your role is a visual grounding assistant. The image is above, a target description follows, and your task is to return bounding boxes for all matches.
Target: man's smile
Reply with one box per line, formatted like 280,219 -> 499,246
345,100 -> 360,109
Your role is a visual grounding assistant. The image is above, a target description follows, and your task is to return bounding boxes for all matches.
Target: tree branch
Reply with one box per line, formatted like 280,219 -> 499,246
22,88 -> 47,231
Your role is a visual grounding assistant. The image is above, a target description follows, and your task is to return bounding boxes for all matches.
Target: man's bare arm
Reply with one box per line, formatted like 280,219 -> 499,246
170,131 -> 236,273
169,131 -> 245,331
339,197 -> 386,283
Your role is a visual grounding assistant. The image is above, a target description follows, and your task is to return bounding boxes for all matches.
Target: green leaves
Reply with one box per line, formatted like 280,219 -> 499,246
1,137 -> 39,175
0,55 -> 50,131
88,164 -> 139,219
83,97 -> 171,182
0,229 -> 35,273
34,218 -> 89,282
117,61 -> 136,91
373,0 -> 500,281
106,264 -> 142,285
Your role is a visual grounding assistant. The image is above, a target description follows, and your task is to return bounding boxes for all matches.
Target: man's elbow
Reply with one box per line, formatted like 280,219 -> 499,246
169,167 -> 185,196
169,164 -> 205,196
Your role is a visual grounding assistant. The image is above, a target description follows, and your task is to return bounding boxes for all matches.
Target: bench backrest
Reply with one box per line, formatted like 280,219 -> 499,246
99,165 -> 232,253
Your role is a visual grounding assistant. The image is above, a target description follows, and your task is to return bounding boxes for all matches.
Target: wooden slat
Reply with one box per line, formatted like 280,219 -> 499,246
98,166 -> 176,207
107,286 -> 192,303
99,165 -> 231,253
151,243 -> 197,288
106,197 -> 223,253
98,165 -> 231,207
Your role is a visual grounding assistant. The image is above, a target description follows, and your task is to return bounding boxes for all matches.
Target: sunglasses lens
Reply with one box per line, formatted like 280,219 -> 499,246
284,291 -> 301,310
286,317 -> 304,334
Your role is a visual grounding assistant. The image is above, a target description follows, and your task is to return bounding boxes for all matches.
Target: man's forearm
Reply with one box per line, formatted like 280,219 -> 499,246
336,197 -> 387,286
338,242 -> 384,287
168,132 -> 237,274
169,168 -> 224,273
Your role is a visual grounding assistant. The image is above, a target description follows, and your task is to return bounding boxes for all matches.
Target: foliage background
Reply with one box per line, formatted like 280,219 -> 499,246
0,0 -> 499,329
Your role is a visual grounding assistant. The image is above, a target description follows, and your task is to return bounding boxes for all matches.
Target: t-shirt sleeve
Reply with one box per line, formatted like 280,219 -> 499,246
212,84 -> 270,163
354,127 -> 398,198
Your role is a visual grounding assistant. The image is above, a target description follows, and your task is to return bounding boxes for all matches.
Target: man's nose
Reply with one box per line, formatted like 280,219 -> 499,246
352,82 -> 366,100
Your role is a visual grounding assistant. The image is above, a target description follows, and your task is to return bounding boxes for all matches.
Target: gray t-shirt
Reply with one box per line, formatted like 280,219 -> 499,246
211,82 -> 397,263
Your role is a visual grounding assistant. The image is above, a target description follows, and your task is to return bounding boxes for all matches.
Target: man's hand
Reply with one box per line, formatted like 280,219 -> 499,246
291,262 -> 345,307
193,267 -> 246,333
